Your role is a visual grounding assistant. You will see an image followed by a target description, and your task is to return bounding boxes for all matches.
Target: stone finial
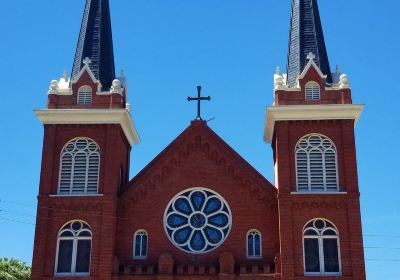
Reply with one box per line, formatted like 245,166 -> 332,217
83,57 -> 92,66
339,74 -> 350,89
63,71 -> 68,82
48,80 -> 59,95
110,79 -> 123,94
307,52 -> 316,61
274,66 -> 285,91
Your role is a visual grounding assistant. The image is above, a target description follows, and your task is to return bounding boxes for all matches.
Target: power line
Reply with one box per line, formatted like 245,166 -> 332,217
2,198 -> 400,242
0,216 -> 35,225
2,216 -> 400,263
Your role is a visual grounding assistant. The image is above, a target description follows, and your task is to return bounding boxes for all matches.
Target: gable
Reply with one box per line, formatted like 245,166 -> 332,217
120,121 -> 276,204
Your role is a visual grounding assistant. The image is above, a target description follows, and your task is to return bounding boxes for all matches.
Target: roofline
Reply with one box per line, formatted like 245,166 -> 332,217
121,121 -> 276,197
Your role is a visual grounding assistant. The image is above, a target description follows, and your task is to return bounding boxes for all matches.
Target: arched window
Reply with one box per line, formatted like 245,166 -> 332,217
303,219 -> 341,276
77,86 -> 92,105
295,134 -> 338,192
305,82 -> 321,100
247,229 -> 262,258
59,138 -> 100,195
133,230 -> 148,259
55,220 -> 92,276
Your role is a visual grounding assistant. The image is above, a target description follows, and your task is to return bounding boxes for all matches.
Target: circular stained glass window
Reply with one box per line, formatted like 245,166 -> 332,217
164,188 -> 232,254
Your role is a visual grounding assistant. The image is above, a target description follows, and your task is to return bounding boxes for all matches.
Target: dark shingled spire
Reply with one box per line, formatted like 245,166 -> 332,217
286,0 -> 332,87
71,0 -> 115,90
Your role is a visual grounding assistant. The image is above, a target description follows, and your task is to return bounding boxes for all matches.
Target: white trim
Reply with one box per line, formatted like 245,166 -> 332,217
133,229 -> 148,260
77,86 -> 93,105
302,218 -> 342,277
246,229 -> 262,259
264,104 -> 364,143
49,194 -> 104,198
54,220 -> 92,277
299,59 -> 326,80
58,138 -> 100,195
163,187 -> 232,255
295,134 -> 339,192
291,192 -> 347,195
34,109 -> 140,145
305,81 -> 321,101
71,64 -> 100,86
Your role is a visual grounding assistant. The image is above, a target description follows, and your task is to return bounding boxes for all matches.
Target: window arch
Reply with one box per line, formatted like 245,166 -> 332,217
77,86 -> 92,105
303,219 -> 341,276
59,138 -> 100,195
305,81 -> 321,100
295,134 -> 338,192
133,230 -> 148,259
247,229 -> 262,258
55,220 -> 92,276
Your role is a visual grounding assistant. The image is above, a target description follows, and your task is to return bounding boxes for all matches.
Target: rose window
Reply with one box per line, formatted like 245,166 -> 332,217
164,188 -> 232,254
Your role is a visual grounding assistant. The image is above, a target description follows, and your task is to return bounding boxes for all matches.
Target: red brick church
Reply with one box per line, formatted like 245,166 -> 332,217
31,0 -> 366,279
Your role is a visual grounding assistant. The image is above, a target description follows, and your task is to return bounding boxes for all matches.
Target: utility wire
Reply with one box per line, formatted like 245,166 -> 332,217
2,198 -> 400,241
2,216 -> 400,263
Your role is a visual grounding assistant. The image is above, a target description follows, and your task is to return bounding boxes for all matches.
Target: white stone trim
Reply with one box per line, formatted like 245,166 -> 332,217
290,192 -> 347,195
54,220 -> 92,277
49,194 -> 104,197
302,218 -> 342,276
34,109 -> 140,145
133,229 -> 148,260
71,64 -> 100,85
264,104 -> 364,143
246,229 -> 262,259
163,187 -> 232,255
299,59 -> 326,80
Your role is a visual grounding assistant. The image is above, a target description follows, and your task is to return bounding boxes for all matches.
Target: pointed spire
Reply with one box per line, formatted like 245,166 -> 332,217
71,0 -> 115,90
286,0 -> 332,87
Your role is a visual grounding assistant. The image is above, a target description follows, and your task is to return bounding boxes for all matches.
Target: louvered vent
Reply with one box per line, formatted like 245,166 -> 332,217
305,82 -> 320,100
295,134 -> 338,192
77,86 -> 92,105
59,138 -> 100,195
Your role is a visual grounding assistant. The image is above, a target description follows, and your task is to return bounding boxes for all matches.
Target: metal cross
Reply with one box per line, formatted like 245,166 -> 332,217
187,86 -> 211,121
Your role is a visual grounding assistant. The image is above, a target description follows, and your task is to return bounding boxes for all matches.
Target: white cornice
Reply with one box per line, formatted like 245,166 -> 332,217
34,109 -> 140,145
264,104 -> 364,143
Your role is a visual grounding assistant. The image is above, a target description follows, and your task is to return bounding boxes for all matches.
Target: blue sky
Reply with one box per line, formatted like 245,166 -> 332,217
0,0 -> 399,279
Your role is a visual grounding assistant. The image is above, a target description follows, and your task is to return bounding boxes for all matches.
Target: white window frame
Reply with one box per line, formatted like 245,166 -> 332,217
246,229 -> 262,259
77,86 -> 93,105
302,218 -> 342,277
295,134 -> 339,192
133,230 -> 148,259
58,137 -> 100,195
305,81 -> 321,100
55,220 -> 92,277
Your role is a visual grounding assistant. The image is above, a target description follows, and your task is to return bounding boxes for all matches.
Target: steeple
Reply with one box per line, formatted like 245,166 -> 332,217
71,0 -> 115,90
286,0 -> 332,87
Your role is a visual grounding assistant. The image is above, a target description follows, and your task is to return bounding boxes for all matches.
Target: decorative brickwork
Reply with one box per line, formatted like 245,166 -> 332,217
31,1 -> 366,279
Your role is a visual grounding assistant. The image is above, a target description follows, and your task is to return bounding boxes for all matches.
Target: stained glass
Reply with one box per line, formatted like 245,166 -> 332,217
164,188 -> 231,254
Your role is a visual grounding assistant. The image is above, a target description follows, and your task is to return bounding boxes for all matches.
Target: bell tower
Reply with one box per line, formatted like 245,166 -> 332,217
265,0 -> 366,279
31,0 -> 139,279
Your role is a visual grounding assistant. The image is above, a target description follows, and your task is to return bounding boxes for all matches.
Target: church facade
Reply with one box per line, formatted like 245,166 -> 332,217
31,0 -> 366,279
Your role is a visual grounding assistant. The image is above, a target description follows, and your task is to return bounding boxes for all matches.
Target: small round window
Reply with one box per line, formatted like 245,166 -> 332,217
164,188 -> 232,254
